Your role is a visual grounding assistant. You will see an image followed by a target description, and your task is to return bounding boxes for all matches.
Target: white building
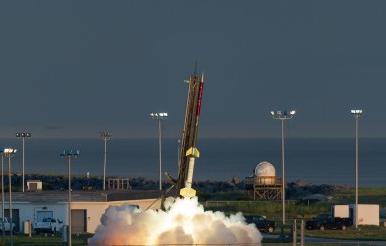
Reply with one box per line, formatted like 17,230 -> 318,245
333,204 -> 380,226
2,190 -> 162,234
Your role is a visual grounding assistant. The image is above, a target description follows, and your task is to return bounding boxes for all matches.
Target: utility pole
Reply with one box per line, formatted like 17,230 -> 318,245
0,152 -> 4,239
351,109 -> 362,229
150,112 -> 168,190
270,110 -> 296,225
60,149 -> 79,246
16,132 -> 31,192
100,131 -> 111,191
3,148 -> 17,246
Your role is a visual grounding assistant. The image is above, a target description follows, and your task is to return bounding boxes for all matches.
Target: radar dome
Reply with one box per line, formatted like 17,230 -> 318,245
254,161 -> 276,177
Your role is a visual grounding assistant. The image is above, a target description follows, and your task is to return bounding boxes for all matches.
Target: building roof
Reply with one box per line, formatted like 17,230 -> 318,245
3,190 -> 162,203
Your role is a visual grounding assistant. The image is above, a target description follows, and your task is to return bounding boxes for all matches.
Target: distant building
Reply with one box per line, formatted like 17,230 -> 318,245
245,161 -> 282,200
26,180 -> 43,192
3,190 -> 162,234
333,204 -> 380,226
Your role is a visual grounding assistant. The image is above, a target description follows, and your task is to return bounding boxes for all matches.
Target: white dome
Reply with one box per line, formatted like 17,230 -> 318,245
254,161 -> 276,177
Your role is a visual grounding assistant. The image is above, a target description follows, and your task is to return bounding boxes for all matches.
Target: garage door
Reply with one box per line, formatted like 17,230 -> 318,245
71,209 -> 87,234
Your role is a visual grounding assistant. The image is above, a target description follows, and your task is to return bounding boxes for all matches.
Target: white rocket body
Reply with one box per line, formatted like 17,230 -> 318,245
179,147 -> 200,198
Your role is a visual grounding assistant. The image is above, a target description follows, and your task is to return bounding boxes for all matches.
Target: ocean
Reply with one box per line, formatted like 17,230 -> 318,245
0,138 -> 384,187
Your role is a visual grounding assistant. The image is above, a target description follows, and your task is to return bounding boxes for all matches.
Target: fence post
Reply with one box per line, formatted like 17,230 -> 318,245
292,219 -> 297,246
300,219 -> 304,246
29,220 -> 32,237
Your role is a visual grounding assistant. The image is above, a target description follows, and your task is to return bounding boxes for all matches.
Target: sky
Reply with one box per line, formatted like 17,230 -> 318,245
1,0 -> 386,138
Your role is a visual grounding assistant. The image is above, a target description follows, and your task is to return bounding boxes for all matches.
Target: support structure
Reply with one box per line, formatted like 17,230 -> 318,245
175,67 -> 205,194
107,178 -> 131,190
245,176 -> 282,200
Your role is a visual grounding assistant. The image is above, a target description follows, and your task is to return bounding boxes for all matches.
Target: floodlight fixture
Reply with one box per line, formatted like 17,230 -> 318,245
16,132 -> 31,138
150,112 -> 168,120
351,109 -> 363,116
60,149 -> 80,158
3,148 -> 17,156
271,109 -> 296,120
100,131 -> 112,140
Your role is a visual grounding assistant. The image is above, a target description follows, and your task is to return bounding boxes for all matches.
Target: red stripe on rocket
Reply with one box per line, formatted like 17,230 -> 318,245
196,74 -> 204,116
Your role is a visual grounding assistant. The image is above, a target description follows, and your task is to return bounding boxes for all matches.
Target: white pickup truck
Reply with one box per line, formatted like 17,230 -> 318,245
33,218 -> 63,234
0,217 -> 16,233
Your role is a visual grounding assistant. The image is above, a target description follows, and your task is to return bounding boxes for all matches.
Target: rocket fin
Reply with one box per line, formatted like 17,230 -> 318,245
186,147 -> 200,158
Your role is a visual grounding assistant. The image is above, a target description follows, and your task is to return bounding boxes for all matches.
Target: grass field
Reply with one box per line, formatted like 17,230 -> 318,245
203,187 -> 386,220
0,234 -> 91,245
203,187 -> 386,242
333,187 -> 386,207
304,226 -> 386,241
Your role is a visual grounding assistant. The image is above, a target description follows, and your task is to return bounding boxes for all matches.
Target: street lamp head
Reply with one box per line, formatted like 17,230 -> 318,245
2,148 -> 17,157
16,132 -> 32,138
351,109 -> 363,116
100,131 -> 112,140
270,109 -> 296,120
60,149 -> 80,158
4,148 -> 17,154
150,112 -> 168,120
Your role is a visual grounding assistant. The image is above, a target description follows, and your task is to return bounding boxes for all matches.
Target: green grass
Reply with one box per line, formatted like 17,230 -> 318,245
263,243 -> 376,246
0,234 -> 91,245
333,187 -> 386,207
304,226 -> 386,241
203,188 -> 386,242
203,187 -> 386,220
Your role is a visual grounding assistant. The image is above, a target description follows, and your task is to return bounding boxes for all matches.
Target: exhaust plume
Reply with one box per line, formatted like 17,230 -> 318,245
89,197 -> 262,245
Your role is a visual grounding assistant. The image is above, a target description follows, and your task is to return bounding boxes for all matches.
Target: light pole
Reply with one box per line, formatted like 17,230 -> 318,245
100,131 -> 111,191
150,112 -> 168,191
270,110 -> 296,225
16,132 -> 31,192
351,109 -> 362,229
60,149 -> 79,246
0,150 -> 4,239
3,148 -> 17,246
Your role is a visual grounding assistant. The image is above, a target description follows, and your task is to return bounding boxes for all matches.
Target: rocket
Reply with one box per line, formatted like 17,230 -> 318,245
179,73 -> 204,198
179,147 -> 200,198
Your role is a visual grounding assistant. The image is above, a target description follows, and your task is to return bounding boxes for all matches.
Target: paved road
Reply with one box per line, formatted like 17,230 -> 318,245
262,233 -> 386,245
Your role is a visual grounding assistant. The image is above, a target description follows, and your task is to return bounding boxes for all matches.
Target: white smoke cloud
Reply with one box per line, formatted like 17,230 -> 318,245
89,197 -> 262,245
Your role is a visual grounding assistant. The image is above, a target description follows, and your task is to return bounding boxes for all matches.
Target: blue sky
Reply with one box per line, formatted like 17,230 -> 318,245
0,1 -> 385,138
